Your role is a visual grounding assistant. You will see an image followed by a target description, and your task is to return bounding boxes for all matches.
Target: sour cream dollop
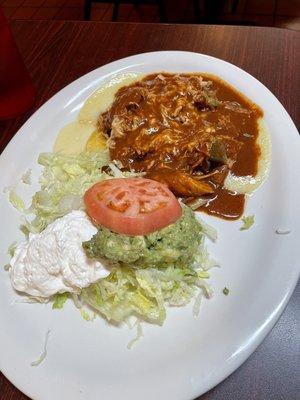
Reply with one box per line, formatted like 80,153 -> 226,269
10,210 -> 110,297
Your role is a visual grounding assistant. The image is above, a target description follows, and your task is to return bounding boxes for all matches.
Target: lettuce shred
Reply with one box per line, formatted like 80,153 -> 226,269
82,260 -> 211,325
82,218 -> 215,325
127,320 -> 143,349
240,215 -> 255,231
31,330 -> 50,367
9,189 -> 25,212
80,308 -> 96,321
21,169 -> 32,185
52,293 -> 69,309
7,242 -> 17,258
27,151 -> 110,233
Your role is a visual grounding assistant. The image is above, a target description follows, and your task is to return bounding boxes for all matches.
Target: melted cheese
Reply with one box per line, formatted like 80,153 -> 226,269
224,119 -> 271,194
54,73 -> 143,154
85,130 -> 107,151
53,122 -> 94,154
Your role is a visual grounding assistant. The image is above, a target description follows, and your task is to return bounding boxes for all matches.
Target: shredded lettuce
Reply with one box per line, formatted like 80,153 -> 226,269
9,189 -> 25,212
7,242 -> 17,258
240,215 -> 254,231
52,293 -> 69,309
82,261 -> 212,325
198,270 -> 210,279
127,320 -> 143,349
197,216 -> 218,241
4,242 -> 17,271
21,169 -> 32,185
192,292 -> 202,317
108,162 -> 125,177
27,151 -> 110,233
7,150 -> 217,327
31,330 -> 50,367
80,308 -> 95,321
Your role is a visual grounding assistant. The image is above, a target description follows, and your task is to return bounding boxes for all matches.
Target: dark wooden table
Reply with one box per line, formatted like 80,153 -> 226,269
0,21 -> 299,400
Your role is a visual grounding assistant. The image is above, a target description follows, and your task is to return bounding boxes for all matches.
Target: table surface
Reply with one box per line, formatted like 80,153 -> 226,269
0,21 -> 299,400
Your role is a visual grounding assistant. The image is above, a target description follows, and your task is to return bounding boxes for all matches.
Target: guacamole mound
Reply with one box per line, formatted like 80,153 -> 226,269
83,205 -> 202,268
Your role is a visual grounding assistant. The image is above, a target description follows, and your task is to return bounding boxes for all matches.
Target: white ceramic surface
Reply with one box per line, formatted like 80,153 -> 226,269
0,51 -> 299,400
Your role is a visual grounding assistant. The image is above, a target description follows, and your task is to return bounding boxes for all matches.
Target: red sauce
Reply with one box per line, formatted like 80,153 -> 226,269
102,73 -> 263,220
199,187 -> 245,220
198,74 -> 262,219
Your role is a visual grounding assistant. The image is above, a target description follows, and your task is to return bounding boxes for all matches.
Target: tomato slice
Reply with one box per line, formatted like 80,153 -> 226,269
84,177 -> 182,236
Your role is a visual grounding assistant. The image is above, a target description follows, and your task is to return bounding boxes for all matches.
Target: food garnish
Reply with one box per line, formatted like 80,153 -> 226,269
30,330 -> 51,367
223,287 -> 230,296
21,169 -> 32,185
84,177 -> 182,236
240,215 -> 255,231
52,293 -> 69,309
9,189 -> 25,212
127,321 -> 143,349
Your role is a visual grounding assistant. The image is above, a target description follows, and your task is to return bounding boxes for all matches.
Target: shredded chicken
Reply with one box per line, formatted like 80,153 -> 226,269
146,169 -> 214,197
98,73 -> 257,203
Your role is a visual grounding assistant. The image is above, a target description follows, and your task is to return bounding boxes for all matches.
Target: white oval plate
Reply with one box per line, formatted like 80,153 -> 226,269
0,51 -> 299,400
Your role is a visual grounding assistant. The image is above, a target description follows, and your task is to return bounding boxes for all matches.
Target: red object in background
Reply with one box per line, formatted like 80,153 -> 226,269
0,7 -> 35,120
